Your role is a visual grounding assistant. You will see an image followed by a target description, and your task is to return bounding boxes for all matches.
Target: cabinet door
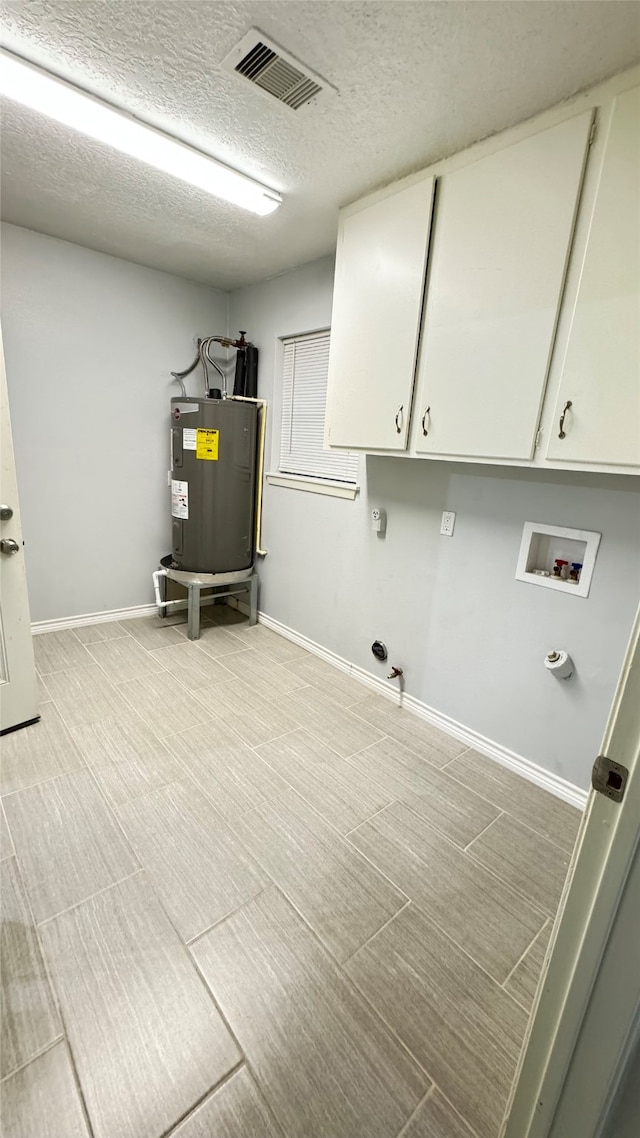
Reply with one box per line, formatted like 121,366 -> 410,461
325,176 -> 434,451
546,88 -> 640,469
411,112 -> 593,461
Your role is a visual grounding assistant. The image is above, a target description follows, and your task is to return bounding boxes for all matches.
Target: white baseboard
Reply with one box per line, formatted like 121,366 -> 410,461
31,603 -> 157,635
227,596 -> 251,617
258,610 -> 589,812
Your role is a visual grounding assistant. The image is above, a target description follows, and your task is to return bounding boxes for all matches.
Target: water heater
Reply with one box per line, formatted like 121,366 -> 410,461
170,396 -> 258,574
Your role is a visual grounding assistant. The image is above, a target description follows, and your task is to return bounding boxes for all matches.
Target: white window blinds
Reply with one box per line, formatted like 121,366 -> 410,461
280,331 -> 359,483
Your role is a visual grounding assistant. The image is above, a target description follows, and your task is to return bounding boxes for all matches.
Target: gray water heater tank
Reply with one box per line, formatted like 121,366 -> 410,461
170,397 -> 258,574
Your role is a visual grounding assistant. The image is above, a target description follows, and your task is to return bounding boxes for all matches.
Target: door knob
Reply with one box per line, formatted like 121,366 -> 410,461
0,538 -> 20,555
0,505 -> 14,521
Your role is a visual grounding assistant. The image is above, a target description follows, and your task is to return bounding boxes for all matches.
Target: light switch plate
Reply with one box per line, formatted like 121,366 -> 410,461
440,511 -> 456,537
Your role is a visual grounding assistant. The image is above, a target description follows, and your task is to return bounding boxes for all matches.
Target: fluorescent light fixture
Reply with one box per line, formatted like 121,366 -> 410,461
0,51 -> 283,215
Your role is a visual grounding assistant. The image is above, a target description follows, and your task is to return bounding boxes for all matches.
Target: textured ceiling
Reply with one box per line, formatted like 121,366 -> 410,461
1,1 -> 639,290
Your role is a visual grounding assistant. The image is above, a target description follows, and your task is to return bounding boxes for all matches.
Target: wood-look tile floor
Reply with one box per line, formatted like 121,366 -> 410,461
0,608 -> 582,1138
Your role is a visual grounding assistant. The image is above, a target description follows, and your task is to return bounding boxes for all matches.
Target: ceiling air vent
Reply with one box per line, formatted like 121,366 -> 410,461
222,29 -> 333,111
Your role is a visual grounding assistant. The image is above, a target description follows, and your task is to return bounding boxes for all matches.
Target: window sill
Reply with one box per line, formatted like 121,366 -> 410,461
265,473 -> 360,500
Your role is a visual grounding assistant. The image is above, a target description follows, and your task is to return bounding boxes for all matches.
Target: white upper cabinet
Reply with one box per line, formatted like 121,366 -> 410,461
410,112 -> 593,461
324,174 -> 435,451
545,88 -> 640,469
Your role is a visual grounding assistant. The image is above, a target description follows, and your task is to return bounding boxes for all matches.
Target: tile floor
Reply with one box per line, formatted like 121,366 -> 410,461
0,607 -> 583,1138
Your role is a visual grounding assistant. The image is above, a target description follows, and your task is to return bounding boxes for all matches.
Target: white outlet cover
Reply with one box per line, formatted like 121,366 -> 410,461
440,511 -> 456,536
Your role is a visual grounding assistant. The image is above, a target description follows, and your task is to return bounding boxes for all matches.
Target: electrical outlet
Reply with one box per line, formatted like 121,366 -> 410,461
371,507 -> 387,534
440,510 -> 456,537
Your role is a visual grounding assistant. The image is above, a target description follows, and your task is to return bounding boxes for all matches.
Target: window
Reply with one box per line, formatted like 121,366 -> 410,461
279,330 -> 359,485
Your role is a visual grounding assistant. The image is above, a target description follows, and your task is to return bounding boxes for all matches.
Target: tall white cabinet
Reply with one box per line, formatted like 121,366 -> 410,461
324,174 -> 434,451
410,113 -> 592,461
545,87 -> 640,469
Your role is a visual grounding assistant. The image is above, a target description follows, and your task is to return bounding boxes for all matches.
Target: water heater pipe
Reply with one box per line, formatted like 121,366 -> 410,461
152,568 -> 183,610
231,396 -> 268,557
171,334 -> 231,399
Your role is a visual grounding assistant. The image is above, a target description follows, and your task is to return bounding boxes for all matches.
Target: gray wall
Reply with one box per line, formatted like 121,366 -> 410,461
4,227 -> 638,789
230,256 -> 640,790
599,1024 -> 640,1138
1,223 -> 227,621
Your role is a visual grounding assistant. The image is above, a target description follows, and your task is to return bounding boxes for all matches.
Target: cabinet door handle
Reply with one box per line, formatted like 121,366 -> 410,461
421,406 -> 431,436
395,405 -> 404,434
558,400 -> 573,439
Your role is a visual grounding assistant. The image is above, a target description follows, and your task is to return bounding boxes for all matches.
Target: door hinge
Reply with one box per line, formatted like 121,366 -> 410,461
588,117 -> 597,147
591,754 -> 628,803
535,428 -> 543,450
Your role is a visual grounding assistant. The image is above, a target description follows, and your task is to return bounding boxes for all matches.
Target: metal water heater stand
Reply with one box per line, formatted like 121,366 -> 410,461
153,555 -> 257,640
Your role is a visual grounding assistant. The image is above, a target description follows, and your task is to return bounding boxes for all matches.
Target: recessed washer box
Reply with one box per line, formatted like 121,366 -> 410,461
515,522 -> 601,598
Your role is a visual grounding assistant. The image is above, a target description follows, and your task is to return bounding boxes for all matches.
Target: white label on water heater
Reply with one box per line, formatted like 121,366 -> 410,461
183,428 -> 197,451
171,479 -> 189,520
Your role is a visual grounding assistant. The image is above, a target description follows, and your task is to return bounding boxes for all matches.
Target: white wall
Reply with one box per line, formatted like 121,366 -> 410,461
1,223 -> 227,621
229,256 -> 640,791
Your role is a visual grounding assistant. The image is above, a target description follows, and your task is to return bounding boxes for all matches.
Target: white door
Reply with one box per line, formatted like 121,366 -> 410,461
324,174 -> 435,451
410,112 -> 593,461
546,87 -> 640,469
502,605 -> 640,1138
0,328 -> 38,734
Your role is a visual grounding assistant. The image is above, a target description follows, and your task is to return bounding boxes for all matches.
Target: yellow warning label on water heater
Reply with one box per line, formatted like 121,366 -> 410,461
196,428 -> 219,460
